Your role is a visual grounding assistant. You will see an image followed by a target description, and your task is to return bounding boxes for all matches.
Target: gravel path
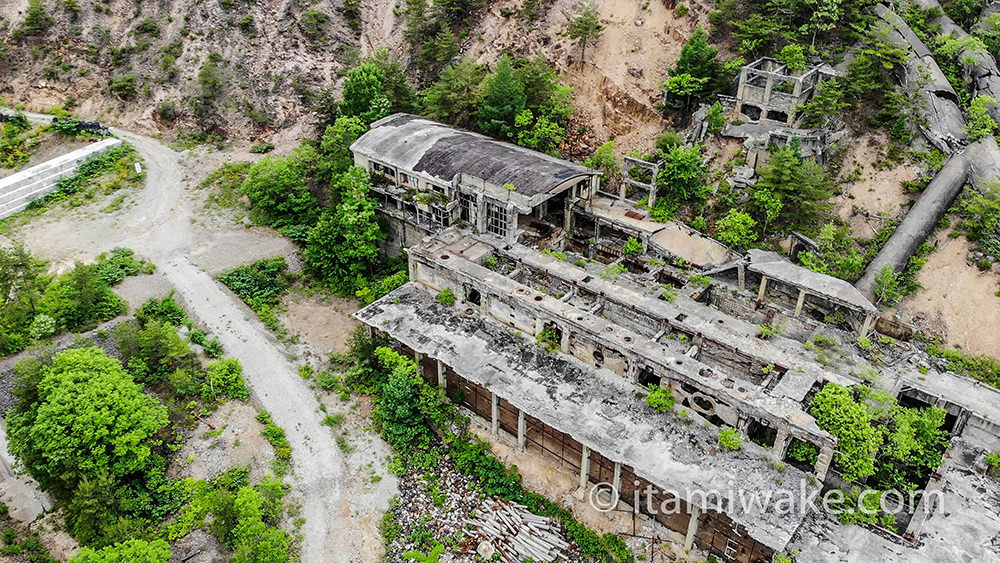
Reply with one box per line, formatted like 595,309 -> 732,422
8,112 -> 357,562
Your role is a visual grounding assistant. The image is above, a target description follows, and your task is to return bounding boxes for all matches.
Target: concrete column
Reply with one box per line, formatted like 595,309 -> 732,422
491,393 -> 500,436
684,505 -> 701,550
815,443 -> 835,481
648,183 -> 658,207
641,233 -> 650,253
475,193 -> 486,233
563,195 -> 573,232
772,426 -> 790,459
414,352 -> 424,379
757,276 -> 768,301
859,313 -> 875,337
578,445 -> 591,492
618,179 -> 627,201
737,262 -> 745,291
560,327 -> 570,354
794,288 -> 807,318
517,409 -> 526,451
436,359 -> 446,389
612,462 -> 622,495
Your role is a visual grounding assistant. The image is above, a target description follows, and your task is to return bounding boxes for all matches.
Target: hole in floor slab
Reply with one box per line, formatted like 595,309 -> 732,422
441,254 -> 450,259
534,295 -> 542,301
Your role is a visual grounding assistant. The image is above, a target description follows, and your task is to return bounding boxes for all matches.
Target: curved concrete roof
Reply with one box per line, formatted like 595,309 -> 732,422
350,113 -> 598,197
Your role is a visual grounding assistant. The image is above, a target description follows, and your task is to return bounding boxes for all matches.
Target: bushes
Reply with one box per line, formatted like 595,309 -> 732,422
108,75 -> 138,99
436,288 -> 456,306
219,257 -> 290,310
645,385 -> 675,413
204,358 -> 249,402
300,9 -> 331,42
256,411 -> 292,462
718,427 -> 742,451
356,270 -> 409,305
240,155 -> 318,228
14,0 -> 53,38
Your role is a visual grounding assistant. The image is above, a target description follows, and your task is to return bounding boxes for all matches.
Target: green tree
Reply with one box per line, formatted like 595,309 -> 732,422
303,168 -> 383,293
70,539 -> 171,563
6,347 -> 169,493
300,9 -> 330,42
801,0 -> 840,46
240,155 -> 318,227
365,47 -> 419,113
656,144 -> 706,202
583,140 -> 618,185
513,56 -> 573,123
665,27 -> 719,109
0,244 -> 46,354
340,63 -> 392,126
317,116 -> 368,193
15,0 -> 53,37
513,110 -> 564,153
715,210 -> 758,249
776,44 -> 807,70
966,95 -> 998,141
753,143 -> 832,232
750,187 -> 782,237
565,3 -> 604,63
418,28 -> 459,75
810,383 -> 882,482
478,55 -> 527,140
423,59 -> 486,128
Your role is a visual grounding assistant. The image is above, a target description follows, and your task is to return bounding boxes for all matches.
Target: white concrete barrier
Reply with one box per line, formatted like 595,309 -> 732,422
0,137 -> 123,220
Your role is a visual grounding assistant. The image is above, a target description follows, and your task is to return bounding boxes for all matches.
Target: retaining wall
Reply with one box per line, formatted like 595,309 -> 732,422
0,138 -> 122,220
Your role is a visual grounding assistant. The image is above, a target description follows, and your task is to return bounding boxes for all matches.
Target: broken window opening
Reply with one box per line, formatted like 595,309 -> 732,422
637,366 -> 661,387
485,199 -> 509,239
747,419 -> 777,448
742,104 -> 762,121
766,110 -> 789,123
467,287 -> 481,307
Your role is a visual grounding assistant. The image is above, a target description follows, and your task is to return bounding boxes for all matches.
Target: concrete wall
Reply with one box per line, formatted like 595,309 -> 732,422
0,138 -> 122,220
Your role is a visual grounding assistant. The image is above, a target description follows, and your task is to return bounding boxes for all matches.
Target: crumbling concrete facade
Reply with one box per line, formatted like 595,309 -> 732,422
734,58 -> 836,126
350,113 -> 601,250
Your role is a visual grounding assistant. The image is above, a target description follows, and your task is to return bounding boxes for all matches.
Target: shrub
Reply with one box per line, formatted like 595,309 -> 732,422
300,9 -> 330,41
715,209 -> 757,249
966,96 -> 998,141
436,288 -> 456,306
756,323 -> 780,339
873,266 -> 903,306
14,0 -> 53,37
622,237 -> 643,257
987,452 -> 1000,476
249,141 -> 274,154
787,439 -> 819,466
204,358 -> 249,401
718,427 -> 742,450
645,385 -> 675,413
108,75 -> 138,99
356,270 -> 409,305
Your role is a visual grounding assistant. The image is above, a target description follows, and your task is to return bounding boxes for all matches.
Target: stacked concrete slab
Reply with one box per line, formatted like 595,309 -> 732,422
0,137 -> 122,220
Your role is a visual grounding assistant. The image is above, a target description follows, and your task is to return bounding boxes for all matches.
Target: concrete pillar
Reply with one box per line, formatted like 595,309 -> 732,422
815,443 -> 835,481
612,462 -> 622,496
517,409 -> 526,451
475,193 -> 486,233
578,445 -> 591,492
560,327 -> 570,354
794,288 -> 807,318
772,426 -> 790,459
491,393 -> 500,436
757,276 -> 768,301
414,352 -> 424,379
684,505 -> 701,550
563,194 -> 573,232
436,359 -> 446,389
859,313 -> 875,337
641,233 -> 650,253
737,262 -> 745,291
648,183 -> 658,207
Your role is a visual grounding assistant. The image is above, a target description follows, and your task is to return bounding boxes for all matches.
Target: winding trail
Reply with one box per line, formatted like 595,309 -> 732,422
11,112 -> 352,562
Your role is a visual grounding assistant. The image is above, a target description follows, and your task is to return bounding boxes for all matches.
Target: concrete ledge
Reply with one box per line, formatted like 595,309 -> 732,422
0,138 -> 122,220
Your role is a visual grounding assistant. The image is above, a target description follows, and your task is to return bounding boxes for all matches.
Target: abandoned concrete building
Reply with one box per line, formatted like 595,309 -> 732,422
351,115 -> 1000,561
351,113 -> 738,269
733,58 -> 836,127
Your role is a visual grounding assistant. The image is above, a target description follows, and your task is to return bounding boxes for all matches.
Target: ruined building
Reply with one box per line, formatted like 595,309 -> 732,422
733,58 -> 836,127
351,115 -> 1000,563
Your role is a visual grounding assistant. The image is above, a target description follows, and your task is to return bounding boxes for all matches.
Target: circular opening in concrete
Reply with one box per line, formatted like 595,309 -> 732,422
604,327 -> 613,332
465,308 -> 474,315
738,387 -> 747,393
717,319 -> 724,324
576,316 -> 584,321
593,350 -> 604,362
675,359 -> 683,365
534,295 -> 543,301
516,288 -> 526,294
440,254 -> 450,259
623,336 -> 633,343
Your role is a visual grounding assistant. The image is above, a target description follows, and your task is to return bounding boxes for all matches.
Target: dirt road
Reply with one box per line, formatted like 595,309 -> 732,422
10,112 -> 362,562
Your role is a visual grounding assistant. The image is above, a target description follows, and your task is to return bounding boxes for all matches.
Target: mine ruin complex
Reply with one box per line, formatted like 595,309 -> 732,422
351,112 -> 1000,563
